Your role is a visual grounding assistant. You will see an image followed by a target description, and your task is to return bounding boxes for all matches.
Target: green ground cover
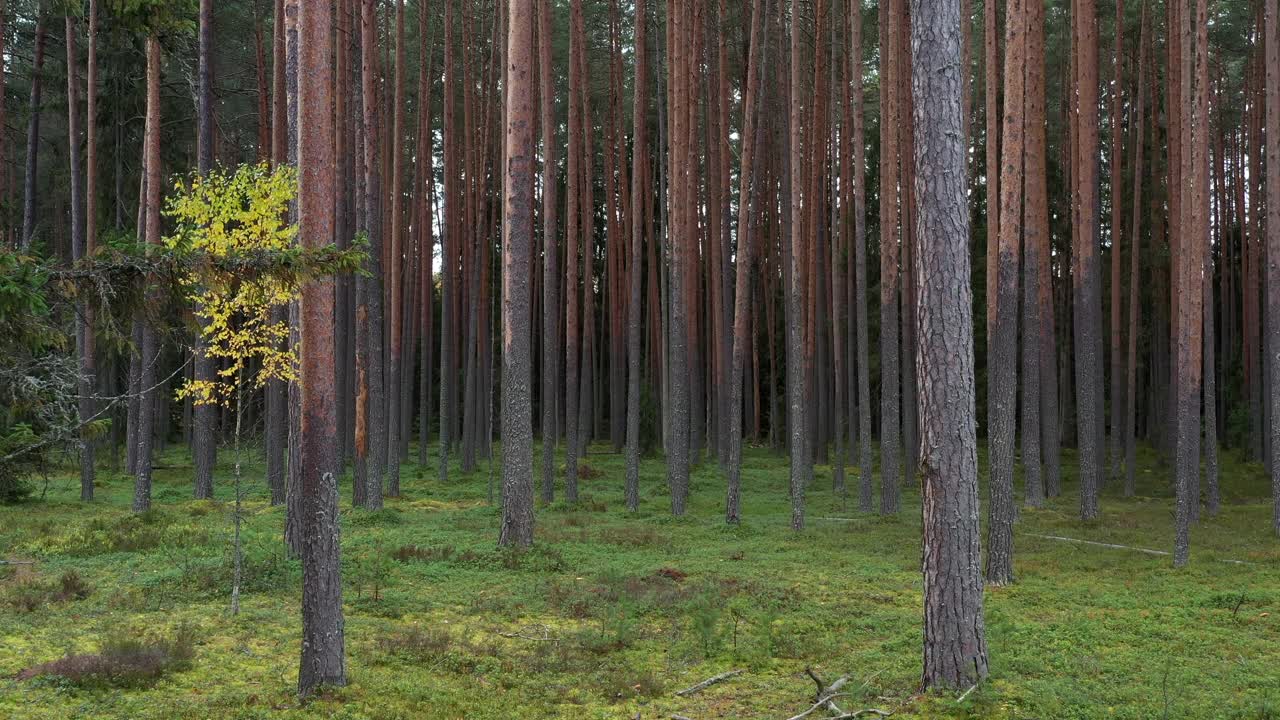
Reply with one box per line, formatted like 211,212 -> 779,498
1,442 -> 1278,719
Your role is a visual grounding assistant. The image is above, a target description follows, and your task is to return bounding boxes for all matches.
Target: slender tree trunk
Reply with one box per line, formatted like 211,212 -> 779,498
356,0 -> 386,509
786,0 -> 809,529
725,0 -> 764,523
266,0 -> 288,506
1124,2 -> 1147,497
284,0 -> 302,550
565,0 -> 585,502
84,0 -> 99,494
439,0 -> 457,484
384,0 -> 406,497
987,0 -> 1026,587
983,0 -> 999,358
20,11 -> 46,251
913,0 -> 990,687
879,0 -> 902,515
1021,0 -> 1046,508
255,0 -> 271,161
1268,0 -> 1280,535
0,0 -> 7,242
417,0 -> 434,469
539,0 -> 559,503
626,0 -> 649,513
1073,0 -> 1104,521
133,36 -> 162,514
192,0 -> 218,501
851,0 -> 873,512
1107,0 -> 1125,483
66,14 -> 93,501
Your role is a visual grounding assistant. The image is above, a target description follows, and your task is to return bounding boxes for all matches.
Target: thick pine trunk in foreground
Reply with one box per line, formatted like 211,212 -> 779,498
499,0 -> 535,548
296,0 -> 346,696
911,0 -> 990,687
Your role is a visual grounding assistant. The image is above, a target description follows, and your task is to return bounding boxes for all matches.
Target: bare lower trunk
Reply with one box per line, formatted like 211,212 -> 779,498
498,0 -> 535,548
912,0 -> 990,687
296,0 -> 346,695
1124,4 -> 1147,498
625,0 -> 649,514
133,37 -> 162,515
724,0 -> 763,524
193,0 -> 218,501
67,15 -> 94,501
1266,0 -> 1280,535
878,0 -> 901,516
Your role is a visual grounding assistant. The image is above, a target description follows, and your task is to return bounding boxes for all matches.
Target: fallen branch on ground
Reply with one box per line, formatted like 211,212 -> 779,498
787,671 -> 850,720
494,624 -> 558,642
674,668 -> 744,697
1024,533 -> 1252,565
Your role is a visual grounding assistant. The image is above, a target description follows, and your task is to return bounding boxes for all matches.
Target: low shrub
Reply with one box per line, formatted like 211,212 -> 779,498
5,569 -> 92,611
18,626 -> 196,688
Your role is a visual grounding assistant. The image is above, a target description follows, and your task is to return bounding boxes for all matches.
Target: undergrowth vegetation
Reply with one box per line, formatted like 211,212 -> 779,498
1,443 -> 1278,718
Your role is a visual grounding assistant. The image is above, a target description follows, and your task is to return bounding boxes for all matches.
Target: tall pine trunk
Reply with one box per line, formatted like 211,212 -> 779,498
1268,0 -> 1280,535
499,0 -> 535,548
20,11 -> 46,251
296,0 -> 346,694
133,36 -> 162,514
1073,0 -> 1104,521
913,0 -> 990,687
193,0 -> 218,501
385,0 -> 406,497
539,0 -> 559,502
878,0 -> 902,515
626,0 -> 650,513
67,14 -> 93,501
987,0 -> 1026,587
725,0 -> 764,523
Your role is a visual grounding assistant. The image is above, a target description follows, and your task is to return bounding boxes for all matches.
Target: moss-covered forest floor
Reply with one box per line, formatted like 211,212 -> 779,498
1,441 -> 1278,719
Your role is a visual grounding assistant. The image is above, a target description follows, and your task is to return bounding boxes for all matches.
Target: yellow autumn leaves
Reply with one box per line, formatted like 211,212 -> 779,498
166,163 -> 299,407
